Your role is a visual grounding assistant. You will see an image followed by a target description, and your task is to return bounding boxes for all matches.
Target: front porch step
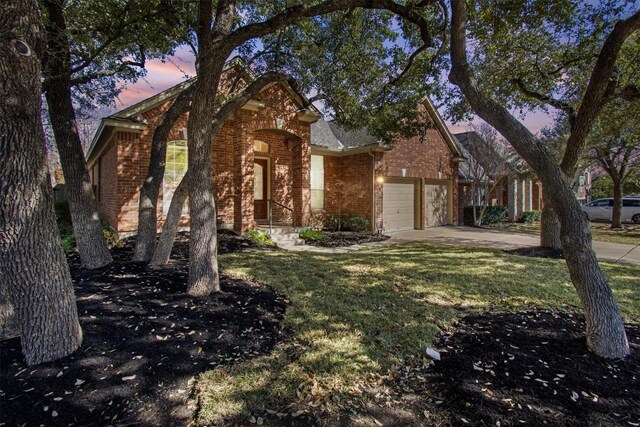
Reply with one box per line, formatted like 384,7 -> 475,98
256,226 -> 306,246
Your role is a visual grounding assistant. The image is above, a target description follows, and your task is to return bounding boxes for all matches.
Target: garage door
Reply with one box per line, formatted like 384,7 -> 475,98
383,181 -> 415,232
425,183 -> 448,227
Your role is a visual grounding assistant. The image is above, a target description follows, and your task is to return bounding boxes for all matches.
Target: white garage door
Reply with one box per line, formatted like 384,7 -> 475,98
383,181 -> 415,232
425,183 -> 448,227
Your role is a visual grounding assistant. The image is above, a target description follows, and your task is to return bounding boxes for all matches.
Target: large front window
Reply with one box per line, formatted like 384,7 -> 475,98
163,140 -> 188,215
310,155 -> 324,210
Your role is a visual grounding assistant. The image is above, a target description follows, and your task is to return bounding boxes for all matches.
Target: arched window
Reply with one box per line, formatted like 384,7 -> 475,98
163,140 -> 188,215
254,140 -> 269,153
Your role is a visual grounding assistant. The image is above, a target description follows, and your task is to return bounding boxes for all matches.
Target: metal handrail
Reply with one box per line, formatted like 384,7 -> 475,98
267,199 -> 293,236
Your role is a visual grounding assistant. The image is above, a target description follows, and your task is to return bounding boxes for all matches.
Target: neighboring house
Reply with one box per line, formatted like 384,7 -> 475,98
454,131 -> 541,221
87,65 -> 464,235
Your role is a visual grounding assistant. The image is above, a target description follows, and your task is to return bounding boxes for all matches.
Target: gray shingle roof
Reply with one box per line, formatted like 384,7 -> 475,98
310,119 -> 380,151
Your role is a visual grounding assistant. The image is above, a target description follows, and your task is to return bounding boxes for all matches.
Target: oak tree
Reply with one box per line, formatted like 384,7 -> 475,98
1,0 -> 82,365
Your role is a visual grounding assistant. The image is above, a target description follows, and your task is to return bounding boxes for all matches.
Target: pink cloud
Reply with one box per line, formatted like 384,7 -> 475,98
116,47 -> 196,110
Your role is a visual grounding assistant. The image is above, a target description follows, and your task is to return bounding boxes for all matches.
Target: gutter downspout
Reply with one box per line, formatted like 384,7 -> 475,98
368,149 -> 376,233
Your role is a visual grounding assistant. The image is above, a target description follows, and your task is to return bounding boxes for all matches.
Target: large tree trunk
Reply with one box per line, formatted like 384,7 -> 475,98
0,0 -> 83,365
133,86 -> 194,262
540,188 -> 562,249
560,208 -> 629,357
42,0 -> 112,269
150,172 -> 190,266
185,41 -> 223,296
449,0 -> 629,358
611,176 -> 623,229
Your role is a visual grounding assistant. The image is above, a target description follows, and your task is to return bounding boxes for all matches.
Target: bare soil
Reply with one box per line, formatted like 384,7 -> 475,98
338,311 -> 639,426
302,231 -> 390,247
0,234 -> 288,426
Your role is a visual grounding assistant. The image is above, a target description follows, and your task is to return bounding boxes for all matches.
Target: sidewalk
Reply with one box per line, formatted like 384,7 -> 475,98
385,226 -> 640,265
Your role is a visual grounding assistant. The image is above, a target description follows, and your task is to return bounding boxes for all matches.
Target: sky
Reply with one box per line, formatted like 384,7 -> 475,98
113,46 -> 554,137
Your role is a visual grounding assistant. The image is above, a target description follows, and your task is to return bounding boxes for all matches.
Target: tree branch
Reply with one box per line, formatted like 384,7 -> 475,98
512,78 -> 577,125
619,84 -> 640,101
224,0 -> 435,51
560,8 -> 640,175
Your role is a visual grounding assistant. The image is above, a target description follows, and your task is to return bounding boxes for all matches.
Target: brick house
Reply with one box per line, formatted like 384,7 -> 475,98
87,71 -> 464,234
454,131 -> 542,221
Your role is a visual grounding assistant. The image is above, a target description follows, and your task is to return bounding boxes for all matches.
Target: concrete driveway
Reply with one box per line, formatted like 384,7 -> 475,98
386,226 -> 640,266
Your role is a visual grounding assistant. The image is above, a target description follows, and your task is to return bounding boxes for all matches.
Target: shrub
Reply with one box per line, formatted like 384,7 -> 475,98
243,230 -> 273,246
323,214 -> 342,231
321,214 -> 370,232
463,205 -> 508,226
103,226 -> 123,248
299,229 -> 324,241
54,200 -> 122,251
519,210 -> 542,223
342,215 -> 370,232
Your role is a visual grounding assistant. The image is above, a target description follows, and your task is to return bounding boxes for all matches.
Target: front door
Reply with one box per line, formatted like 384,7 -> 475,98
254,159 -> 268,220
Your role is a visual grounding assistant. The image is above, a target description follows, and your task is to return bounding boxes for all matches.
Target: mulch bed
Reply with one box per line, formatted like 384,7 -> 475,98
302,231 -> 389,248
0,234 -> 288,426
421,311 -> 640,426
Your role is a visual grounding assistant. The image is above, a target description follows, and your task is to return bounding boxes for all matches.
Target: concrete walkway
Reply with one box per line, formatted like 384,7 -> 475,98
284,226 -> 640,265
387,226 -> 640,265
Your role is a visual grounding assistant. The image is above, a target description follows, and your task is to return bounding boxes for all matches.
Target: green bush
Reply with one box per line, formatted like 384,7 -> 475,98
103,226 -> 123,248
322,214 -> 370,232
299,229 -> 324,241
243,230 -> 273,246
323,214 -> 342,231
342,215 -> 370,232
519,210 -> 542,223
54,200 -> 122,251
463,205 -> 508,226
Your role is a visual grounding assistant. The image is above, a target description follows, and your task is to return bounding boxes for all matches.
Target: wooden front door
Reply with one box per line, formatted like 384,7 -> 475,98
254,159 -> 268,220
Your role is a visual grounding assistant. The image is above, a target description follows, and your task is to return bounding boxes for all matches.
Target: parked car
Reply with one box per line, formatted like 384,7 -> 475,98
581,197 -> 640,223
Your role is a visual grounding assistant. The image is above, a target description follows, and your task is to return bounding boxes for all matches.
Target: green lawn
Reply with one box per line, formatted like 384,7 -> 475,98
488,221 -> 640,246
196,243 -> 640,424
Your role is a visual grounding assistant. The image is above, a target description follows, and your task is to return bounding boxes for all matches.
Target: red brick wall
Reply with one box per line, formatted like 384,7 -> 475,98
97,141 -> 119,228
324,154 -> 374,220
99,82 -> 311,233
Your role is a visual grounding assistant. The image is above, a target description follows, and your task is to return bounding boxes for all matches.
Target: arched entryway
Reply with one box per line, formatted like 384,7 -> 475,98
248,128 -> 308,229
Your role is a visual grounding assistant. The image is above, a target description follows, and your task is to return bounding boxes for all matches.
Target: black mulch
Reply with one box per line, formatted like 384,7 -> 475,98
419,311 -> 640,426
302,232 -> 390,247
0,233 -> 288,427
505,246 -> 565,259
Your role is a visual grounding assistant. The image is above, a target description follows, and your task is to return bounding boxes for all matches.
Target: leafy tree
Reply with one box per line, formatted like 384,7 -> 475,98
40,0 -> 189,269
588,100 -> 640,227
459,123 -> 512,226
591,174 -> 640,199
448,0 -> 639,358
0,0 -> 82,365
177,0 -> 441,296
466,0 -> 640,248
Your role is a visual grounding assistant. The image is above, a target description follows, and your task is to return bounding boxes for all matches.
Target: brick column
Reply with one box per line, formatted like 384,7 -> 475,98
233,116 -> 254,232
291,134 -> 310,227
524,179 -> 533,211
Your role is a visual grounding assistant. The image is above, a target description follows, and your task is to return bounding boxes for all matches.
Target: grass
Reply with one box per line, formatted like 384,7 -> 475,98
488,221 -> 640,246
195,243 -> 640,424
